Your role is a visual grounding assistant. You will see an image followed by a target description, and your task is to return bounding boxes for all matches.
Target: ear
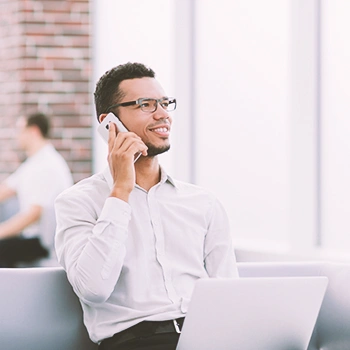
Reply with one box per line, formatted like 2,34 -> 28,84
98,113 -> 108,124
28,124 -> 42,137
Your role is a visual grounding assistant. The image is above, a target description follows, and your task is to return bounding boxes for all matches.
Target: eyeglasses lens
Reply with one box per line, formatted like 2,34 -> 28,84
140,98 -> 176,112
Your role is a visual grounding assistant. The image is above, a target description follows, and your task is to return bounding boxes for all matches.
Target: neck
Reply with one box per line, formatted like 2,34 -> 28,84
134,156 -> 161,191
26,139 -> 48,157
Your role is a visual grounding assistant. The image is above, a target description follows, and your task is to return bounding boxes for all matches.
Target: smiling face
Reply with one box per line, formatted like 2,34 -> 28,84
115,77 -> 173,156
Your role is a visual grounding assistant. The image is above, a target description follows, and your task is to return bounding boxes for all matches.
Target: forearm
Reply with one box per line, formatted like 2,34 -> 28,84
0,183 -> 16,202
55,195 -> 131,304
0,205 -> 42,239
110,186 -> 131,203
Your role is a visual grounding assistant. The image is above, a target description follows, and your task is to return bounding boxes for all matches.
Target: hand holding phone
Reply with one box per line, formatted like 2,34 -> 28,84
98,112 -> 142,162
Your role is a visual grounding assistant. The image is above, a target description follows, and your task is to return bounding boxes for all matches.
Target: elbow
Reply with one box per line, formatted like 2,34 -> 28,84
78,288 -> 110,304
71,275 -> 113,304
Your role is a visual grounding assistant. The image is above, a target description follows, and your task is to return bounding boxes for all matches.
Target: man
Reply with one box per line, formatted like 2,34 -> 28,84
55,62 -> 238,350
0,112 -> 73,267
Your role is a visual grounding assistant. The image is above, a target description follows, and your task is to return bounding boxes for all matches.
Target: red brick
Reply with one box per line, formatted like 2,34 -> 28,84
0,0 -> 92,183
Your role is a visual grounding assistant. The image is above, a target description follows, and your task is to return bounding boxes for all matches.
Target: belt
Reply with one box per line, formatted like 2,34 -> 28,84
101,317 -> 185,348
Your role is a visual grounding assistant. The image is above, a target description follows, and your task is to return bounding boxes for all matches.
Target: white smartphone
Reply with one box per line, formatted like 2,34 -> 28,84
97,112 -> 142,162
98,112 -> 128,141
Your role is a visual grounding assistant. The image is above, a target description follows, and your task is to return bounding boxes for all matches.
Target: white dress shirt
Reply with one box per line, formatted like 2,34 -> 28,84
5,143 -> 73,251
55,166 -> 238,343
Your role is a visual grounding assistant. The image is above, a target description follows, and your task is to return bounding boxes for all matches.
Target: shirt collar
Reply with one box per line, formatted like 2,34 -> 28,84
160,166 -> 176,188
102,165 -> 177,191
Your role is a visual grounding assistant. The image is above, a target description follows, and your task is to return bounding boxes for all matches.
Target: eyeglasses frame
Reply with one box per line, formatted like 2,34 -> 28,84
106,97 -> 177,114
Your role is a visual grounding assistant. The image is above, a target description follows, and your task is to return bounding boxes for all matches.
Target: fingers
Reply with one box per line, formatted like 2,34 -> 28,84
108,124 -> 148,161
108,122 -> 117,154
115,138 -> 147,160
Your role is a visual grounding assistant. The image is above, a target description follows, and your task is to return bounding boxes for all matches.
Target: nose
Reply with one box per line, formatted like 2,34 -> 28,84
153,102 -> 170,120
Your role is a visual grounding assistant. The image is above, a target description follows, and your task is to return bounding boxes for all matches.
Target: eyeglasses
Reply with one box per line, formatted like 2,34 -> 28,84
107,97 -> 177,114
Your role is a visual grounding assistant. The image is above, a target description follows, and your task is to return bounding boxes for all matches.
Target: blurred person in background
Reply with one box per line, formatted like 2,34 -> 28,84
0,112 -> 73,267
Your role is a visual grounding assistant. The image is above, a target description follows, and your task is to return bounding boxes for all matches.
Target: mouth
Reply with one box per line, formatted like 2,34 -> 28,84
149,124 -> 170,137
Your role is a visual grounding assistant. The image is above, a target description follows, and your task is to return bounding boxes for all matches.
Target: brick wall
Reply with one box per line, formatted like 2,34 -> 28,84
0,0 -> 92,183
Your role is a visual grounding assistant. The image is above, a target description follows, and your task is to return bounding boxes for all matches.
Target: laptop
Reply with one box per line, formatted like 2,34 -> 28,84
176,276 -> 328,350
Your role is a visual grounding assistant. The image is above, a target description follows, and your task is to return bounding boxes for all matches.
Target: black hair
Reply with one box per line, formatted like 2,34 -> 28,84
94,62 -> 155,120
26,112 -> 50,138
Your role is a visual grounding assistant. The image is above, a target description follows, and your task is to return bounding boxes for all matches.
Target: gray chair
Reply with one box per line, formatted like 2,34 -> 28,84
0,267 -> 97,350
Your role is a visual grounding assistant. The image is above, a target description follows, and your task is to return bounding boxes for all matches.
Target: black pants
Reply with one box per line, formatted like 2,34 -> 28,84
99,332 -> 180,350
0,236 -> 48,267
99,319 -> 185,350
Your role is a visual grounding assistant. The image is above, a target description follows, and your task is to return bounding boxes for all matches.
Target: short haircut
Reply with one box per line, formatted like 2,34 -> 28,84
26,112 -> 50,138
94,62 -> 155,120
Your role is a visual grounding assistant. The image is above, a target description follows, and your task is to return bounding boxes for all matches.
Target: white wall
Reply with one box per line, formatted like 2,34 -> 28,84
92,0 -> 350,262
194,1 -> 290,248
321,0 -> 350,253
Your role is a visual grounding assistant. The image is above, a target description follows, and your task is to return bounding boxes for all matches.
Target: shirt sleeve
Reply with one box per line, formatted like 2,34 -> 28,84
26,167 -> 62,207
203,197 -> 239,278
55,191 -> 131,304
4,168 -> 20,190
5,163 -> 58,208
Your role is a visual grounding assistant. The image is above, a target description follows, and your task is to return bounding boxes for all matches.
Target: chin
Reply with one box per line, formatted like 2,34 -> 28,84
146,144 -> 171,157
